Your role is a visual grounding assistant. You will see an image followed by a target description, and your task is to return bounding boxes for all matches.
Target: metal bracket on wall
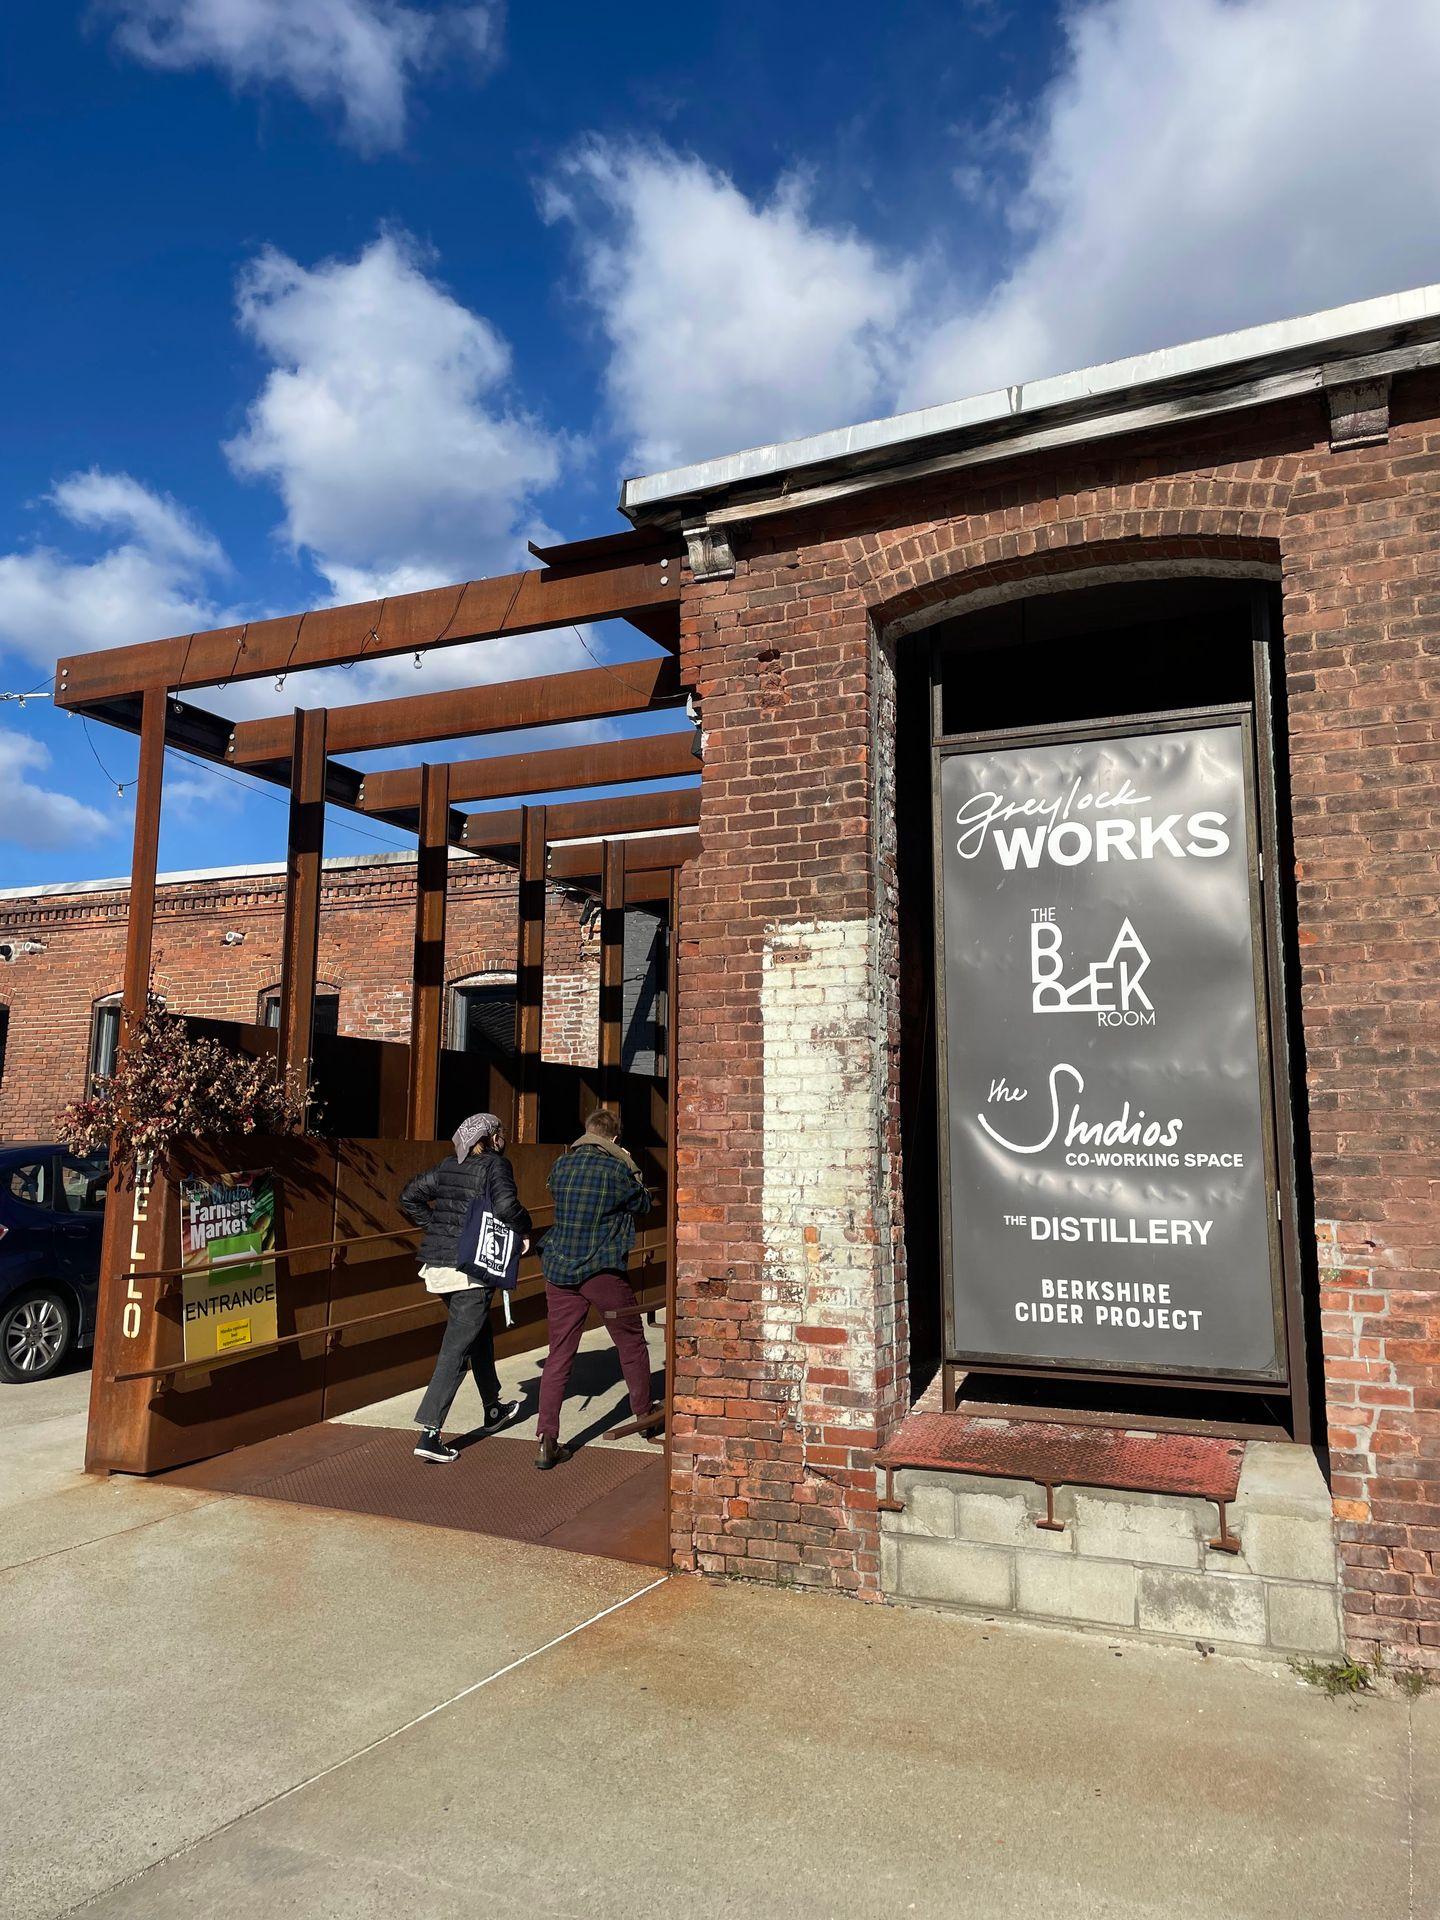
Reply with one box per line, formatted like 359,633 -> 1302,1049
876,1461 -> 1244,1554
1208,1498 -> 1242,1555
1035,1482 -> 1065,1533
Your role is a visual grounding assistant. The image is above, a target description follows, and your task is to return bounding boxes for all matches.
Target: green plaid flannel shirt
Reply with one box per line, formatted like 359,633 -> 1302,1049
540,1143 -> 651,1286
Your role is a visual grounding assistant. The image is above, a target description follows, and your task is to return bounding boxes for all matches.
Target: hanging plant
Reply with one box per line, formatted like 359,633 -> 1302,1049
58,995 -> 312,1177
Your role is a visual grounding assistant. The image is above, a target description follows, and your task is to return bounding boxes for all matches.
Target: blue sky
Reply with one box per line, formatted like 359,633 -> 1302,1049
2,0 -> 1438,888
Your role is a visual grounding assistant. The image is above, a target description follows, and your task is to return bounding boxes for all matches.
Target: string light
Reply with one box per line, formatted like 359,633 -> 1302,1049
7,695 -> 413,844
162,747 -> 416,855
82,719 -> 136,797
568,624 -> 660,694
8,567 -> 670,833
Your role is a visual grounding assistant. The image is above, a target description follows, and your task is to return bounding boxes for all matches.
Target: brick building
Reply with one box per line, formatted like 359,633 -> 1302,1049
0,851 -> 604,1139
51,285 -> 1440,1669
617,285 -> 1440,1665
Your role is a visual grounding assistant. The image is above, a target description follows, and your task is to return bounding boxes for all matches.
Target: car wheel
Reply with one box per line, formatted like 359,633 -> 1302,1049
0,1287 -> 75,1383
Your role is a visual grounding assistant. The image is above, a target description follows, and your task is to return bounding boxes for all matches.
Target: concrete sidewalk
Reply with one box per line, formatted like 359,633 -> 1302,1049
1,1374 -> 1432,1919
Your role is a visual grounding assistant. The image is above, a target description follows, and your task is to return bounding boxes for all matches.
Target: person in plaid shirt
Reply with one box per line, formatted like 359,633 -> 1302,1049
534,1108 -> 655,1469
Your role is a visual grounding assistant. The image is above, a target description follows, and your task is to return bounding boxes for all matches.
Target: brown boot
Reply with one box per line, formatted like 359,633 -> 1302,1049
535,1433 -> 572,1471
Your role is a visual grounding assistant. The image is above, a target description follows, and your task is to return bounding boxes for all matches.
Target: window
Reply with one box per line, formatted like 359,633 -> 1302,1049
0,1002 -> 8,1097
258,987 -> 340,1037
6,1158 -> 53,1209
90,995 -> 122,1086
58,1153 -> 109,1214
449,976 -> 517,1056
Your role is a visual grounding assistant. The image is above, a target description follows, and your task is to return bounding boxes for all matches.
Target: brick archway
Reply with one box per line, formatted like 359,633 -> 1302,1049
853,520 -> 1288,642
444,947 -> 515,984
861,517 -> 1293,1421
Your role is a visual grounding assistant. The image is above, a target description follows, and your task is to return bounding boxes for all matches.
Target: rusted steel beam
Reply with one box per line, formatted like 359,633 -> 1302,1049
547,830 -> 700,881
599,840 -> 626,1112
463,787 -> 700,852
513,806 -> 548,1146
118,688 -> 167,1046
358,730 -> 698,817
527,528 -> 672,568
87,688 -> 167,1480
62,688 -> 366,806
406,763 -> 450,1142
225,657 -> 684,769
277,709 -> 328,1109
662,867 -> 679,1488
623,869 -> 676,906
54,557 -> 681,708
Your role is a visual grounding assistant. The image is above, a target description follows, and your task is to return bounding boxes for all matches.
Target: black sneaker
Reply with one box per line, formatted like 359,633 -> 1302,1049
414,1429 -> 459,1463
481,1398 -> 523,1435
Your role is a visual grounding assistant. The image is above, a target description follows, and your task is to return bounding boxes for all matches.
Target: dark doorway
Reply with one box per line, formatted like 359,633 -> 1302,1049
450,978 -> 519,1057
260,987 -> 340,1038
894,575 -> 1314,1440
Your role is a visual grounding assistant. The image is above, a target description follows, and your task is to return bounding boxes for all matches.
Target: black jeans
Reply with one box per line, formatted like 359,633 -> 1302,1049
414,1285 -> 499,1431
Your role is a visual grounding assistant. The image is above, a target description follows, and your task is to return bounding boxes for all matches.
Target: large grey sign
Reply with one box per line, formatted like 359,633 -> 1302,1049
938,721 -> 1281,1378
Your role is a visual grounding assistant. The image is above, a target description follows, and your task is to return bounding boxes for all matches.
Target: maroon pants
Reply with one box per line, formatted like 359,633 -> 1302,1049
537,1270 -> 652,1441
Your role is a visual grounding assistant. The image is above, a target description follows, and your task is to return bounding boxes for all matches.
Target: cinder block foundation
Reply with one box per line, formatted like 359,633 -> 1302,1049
880,1441 -> 1343,1658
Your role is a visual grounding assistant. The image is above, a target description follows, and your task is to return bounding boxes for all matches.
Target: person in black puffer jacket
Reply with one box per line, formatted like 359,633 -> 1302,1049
400,1112 -> 532,1462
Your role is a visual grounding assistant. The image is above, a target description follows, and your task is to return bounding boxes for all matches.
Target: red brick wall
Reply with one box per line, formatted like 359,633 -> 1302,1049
669,373 -> 1439,1659
1282,378 -> 1440,1666
542,963 -> 601,1065
670,523 -> 905,1596
0,855 -> 598,1138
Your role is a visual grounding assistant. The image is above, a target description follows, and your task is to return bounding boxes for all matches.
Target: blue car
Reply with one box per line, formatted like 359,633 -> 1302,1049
0,1144 -> 109,1382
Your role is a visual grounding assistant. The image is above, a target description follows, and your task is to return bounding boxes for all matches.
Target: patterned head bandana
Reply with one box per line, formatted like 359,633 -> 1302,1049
453,1112 -> 502,1161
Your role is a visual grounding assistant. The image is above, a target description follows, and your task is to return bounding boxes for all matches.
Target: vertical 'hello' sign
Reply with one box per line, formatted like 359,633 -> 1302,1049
938,721 -> 1282,1378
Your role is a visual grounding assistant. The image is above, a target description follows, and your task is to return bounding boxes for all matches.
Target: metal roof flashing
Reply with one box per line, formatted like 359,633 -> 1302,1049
618,284 -> 1440,529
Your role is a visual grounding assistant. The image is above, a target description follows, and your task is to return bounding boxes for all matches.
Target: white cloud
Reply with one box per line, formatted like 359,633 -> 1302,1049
543,142 -> 914,472
225,231 -> 562,600
0,471 -> 229,672
904,0 -> 1440,405
161,761 -> 248,817
0,459 -> 536,727
48,470 -> 226,571
551,2 -> 1440,471
0,728 -> 115,849
103,0 -> 503,153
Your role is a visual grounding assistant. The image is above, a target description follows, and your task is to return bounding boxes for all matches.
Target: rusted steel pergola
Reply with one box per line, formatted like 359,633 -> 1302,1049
53,526 -> 700,1144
